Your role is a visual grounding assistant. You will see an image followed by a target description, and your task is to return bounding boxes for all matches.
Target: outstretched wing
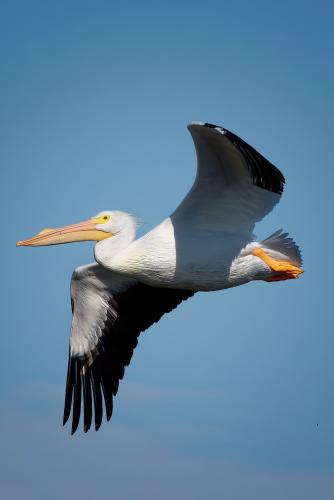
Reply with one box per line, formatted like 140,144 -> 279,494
63,263 -> 194,434
172,122 -> 285,234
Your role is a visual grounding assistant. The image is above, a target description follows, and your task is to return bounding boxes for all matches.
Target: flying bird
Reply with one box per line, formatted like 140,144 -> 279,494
17,122 -> 303,434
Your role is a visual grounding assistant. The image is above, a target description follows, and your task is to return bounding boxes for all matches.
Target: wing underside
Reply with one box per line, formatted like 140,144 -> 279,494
64,264 -> 194,433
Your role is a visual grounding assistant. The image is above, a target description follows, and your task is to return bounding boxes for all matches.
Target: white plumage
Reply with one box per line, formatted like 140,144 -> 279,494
17,121 -> 303,433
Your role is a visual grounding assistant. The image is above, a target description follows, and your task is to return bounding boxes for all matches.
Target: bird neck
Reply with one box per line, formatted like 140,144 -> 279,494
94,221 -> 137,267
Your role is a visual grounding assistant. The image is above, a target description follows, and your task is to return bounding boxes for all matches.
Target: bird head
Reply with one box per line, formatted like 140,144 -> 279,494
16,210 -> 133,247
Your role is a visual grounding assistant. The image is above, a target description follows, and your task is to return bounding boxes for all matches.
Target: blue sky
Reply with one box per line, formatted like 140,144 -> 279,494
1,0 -> 334,498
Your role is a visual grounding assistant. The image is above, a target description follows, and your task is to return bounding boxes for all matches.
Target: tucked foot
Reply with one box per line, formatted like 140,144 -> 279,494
252,247 -> 304,282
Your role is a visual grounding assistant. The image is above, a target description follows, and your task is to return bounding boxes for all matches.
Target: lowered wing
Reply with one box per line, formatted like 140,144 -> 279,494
63,264 -> 194,434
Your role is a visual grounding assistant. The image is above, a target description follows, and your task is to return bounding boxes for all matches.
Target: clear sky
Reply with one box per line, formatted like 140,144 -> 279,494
1,0 -> 333,498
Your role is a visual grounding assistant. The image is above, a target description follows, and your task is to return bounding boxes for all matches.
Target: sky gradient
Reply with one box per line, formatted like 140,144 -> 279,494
1,1 -> 334,498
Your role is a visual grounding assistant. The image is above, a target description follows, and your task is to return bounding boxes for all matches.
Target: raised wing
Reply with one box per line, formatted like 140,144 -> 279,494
63,264 -> 194,434
172,122 -> 285,233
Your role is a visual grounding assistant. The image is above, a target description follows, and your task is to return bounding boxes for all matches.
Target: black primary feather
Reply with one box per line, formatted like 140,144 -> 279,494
203,122 -> 285,195
71,361 -> 82,435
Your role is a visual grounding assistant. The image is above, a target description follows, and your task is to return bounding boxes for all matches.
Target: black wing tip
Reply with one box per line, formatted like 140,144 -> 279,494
63,355 -> 115,434
189,121 -> 285,196
223,128 -> 285,195
67,418 -> 102,435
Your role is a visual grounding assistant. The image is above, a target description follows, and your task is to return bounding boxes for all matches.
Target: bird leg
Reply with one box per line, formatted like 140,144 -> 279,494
252,247 -> 303,282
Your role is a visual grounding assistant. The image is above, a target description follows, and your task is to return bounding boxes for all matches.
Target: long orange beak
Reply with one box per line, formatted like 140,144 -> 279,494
16,218 -> 111,247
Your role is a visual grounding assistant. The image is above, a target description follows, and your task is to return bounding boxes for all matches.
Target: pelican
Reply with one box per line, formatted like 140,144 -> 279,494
17,122 -> 303,434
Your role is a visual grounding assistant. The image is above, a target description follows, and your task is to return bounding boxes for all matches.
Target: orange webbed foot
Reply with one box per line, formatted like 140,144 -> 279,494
253,247 -> 304,282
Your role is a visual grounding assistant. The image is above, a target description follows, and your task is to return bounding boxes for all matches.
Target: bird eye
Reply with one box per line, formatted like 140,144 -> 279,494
101,215 -> 110,222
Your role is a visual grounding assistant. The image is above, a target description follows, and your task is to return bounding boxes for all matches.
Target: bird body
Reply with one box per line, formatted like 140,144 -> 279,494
96,217 -> 266,290
17,121 -> 303,433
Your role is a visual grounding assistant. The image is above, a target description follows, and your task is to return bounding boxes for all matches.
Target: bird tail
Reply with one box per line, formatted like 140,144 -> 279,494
261,229 -> 303,267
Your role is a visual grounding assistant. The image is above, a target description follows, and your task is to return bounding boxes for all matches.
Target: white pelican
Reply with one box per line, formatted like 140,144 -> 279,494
17,122 -> 303,434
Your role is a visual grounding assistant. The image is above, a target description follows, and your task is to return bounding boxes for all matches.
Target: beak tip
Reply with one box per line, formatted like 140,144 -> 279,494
16,241 -> 22,247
